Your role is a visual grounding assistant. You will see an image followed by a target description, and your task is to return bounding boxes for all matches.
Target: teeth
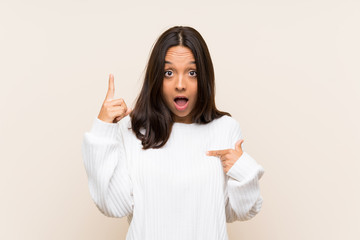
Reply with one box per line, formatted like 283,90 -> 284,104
174,98 -> 188,101
175,97 -> 188,100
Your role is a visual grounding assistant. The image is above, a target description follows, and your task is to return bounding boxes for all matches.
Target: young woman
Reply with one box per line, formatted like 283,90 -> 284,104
82,26 -> 265,240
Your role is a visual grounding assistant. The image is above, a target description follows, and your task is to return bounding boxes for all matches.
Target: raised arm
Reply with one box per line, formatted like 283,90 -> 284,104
81,73 -> 134,218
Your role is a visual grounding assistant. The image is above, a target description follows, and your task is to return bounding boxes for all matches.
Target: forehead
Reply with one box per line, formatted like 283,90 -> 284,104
165,46 -> 195,62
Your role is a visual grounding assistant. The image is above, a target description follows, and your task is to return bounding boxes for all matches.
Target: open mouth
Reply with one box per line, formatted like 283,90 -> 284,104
174,97 -> 189,106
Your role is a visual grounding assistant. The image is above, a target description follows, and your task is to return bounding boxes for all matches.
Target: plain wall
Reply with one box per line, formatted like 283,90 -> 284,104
0,0 -> 359,239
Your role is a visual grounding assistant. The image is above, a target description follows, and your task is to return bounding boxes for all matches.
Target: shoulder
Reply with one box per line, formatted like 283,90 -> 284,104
213,115 -> 243,141
213,115 -> 241,130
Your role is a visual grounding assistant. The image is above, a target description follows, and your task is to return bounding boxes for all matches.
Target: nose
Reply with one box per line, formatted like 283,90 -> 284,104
175,74 -> 186,91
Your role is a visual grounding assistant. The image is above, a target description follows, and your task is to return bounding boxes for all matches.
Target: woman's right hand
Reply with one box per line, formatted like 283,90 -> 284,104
97,74 -> 132,123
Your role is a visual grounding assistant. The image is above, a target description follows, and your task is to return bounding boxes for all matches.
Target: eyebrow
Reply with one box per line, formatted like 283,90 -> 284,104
165,61 -> 196,65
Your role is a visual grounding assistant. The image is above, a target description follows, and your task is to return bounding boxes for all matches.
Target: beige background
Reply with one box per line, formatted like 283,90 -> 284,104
1,0 -> 359,239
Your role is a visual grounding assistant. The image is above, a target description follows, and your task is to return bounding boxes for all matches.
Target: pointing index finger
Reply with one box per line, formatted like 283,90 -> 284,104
105,73 -> 115,101
206,149 -> 229,156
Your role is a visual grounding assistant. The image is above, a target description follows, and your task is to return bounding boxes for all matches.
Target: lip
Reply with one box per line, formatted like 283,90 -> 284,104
174,99 -> 189,111
174,95 -> 189,100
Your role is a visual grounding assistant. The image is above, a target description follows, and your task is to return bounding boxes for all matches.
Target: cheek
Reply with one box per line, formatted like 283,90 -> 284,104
161,82 -> 168,96
162,83 -> 172,102
191,84 -> 198,102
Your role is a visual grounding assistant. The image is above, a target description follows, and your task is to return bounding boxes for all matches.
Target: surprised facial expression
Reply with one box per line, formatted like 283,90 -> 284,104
162,46 -> 198,124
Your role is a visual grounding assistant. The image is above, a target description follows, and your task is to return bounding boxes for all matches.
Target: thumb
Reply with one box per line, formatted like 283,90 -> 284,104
125,107 -> 132,116
235,139 -> 244,152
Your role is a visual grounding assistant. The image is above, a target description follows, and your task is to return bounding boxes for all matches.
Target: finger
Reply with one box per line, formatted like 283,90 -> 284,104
113,116 -> 122,123
105,73 -> 115,101
206,149 -> 229,156
109,105 -> 126,113
220,155 -> 227,161
113,107 -> 132,122
109,105 -> 130,117
125,107 -> 132,115
235,139 -> 244,152
106,98 -> 124,106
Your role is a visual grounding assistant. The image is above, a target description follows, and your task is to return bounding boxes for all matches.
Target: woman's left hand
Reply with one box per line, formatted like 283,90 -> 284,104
206,139 -> 244,174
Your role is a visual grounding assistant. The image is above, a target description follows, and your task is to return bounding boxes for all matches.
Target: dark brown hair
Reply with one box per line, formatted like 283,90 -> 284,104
129,26 -> 231,149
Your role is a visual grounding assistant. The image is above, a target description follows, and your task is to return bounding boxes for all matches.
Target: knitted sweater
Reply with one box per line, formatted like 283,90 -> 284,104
81,114 -> 265,240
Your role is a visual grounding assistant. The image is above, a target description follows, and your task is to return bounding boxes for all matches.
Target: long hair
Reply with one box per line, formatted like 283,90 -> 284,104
129,26 -> 231,150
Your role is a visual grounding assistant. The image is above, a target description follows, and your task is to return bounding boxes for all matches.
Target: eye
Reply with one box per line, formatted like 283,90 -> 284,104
189,70 -> 197,77
164,70 -> 173,77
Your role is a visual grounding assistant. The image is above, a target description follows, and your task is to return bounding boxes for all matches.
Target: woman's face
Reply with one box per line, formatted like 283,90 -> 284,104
162,46 -> 198,124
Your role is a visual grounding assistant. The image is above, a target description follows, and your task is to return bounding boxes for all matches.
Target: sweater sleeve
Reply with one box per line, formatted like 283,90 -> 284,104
81,117 -> 134,218
224,121 -> 265,223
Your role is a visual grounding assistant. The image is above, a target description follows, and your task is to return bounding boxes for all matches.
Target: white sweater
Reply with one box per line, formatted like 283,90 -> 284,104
81,114 -> 265,240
